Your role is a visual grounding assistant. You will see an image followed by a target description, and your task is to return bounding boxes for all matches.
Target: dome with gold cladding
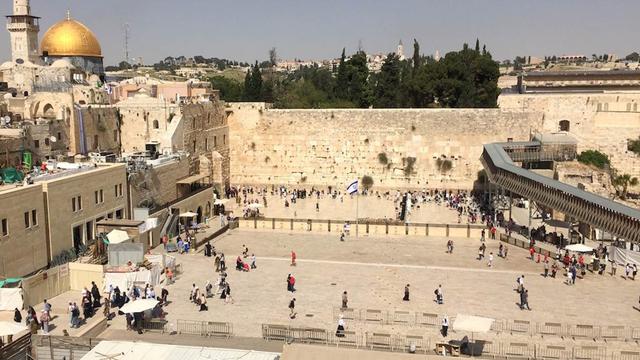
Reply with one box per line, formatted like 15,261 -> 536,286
40,13 -> 102,58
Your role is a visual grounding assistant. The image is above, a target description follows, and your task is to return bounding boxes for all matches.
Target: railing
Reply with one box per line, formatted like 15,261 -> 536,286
331,307 -> 640,343
175,319 -> 233,338
0,333 -> 31,360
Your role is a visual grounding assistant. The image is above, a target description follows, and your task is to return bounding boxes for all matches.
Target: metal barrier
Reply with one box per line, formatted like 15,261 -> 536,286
203,321 -> 233,338
490,319 -> 506,334
262,324 -> 290,341
393,335 -> 429,354
363,309 -> 385,324
572,345 -> 606,360
538,322 -> 565,338
613,350 -> 640,360
416,312 -> 440,327
477,340 -> 501,357
390,310 -> 413,326
537,345 -> 571,360
302,327 -> 328,345
333,330 -> 361,348
601,325 -> 626,341
508,319 -> 532,336
142,319 -> 167,333
366,332 -> 393,351
631,328 -> 640,343
504,342 -> 534,358
570,324 -> 599,340
176,319 -> 206,336
333,307 -> 360,321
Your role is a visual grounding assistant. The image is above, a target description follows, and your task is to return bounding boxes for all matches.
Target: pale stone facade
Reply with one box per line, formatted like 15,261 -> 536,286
0,184 -> 48,277
227,103 -> 542,190
41,164 -> 128,262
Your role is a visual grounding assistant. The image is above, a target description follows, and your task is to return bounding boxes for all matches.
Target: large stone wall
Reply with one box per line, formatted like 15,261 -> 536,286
227,103 -> 542,189
499,93 -> 640,177
228,93 -> 640,190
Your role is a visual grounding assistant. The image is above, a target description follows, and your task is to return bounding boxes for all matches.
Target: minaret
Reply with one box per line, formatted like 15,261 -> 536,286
6,0 -> 41,63
396,40 -> 405,61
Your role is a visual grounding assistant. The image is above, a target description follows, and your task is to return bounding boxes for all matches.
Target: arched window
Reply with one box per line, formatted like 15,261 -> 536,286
43,104 -> 55,119
153,120 -> 159,129
559,120 -> 570,132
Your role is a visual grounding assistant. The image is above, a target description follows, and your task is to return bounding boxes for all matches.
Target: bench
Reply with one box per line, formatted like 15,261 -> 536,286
435,342 -> 460,357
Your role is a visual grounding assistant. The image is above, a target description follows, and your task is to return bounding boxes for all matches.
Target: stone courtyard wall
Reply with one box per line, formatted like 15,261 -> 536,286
227,103 -> 543,190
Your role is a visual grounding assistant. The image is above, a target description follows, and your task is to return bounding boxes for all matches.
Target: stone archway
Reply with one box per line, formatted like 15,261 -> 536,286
43,104 -> 55,119
559,120 -> 570,132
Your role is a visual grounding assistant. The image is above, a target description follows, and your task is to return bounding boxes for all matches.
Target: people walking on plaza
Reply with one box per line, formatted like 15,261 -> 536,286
40,310 -> 50,334
441,315 -> 449,337
199,294 -> 208,311
516,275 -> 524,293
340,232 -> 345,242
335,315 -> 345,337
165,267 -> 174,284
498,243 -> 504,257
224,283 -> 234,304
288,274 -> 296,292
341,291 -> 348,309
435,285 -> 443,304
529,247 -> 535,260
205,281 -> 213,298
446,240 -> 454,254
43,299 -> 52,316
611,260 -> 617,276
403,284 -> 410,301
291,250 -> 297,266
204,241 -> 212,257
251,254 -> 257,269
626,263 -> 632,279
220,253 -> 226,271
67,302 -> 74,327
633,264 -> 638,280
103,297 -> 111,319
91,281 -> 101,308
214,255 -> 221,272
289,298 -> 296,318
161,288 -> 169,304
504,246 -> 509,260
488,252 -> 494,268
544,259 -> 549,277
519,289 -> 531,310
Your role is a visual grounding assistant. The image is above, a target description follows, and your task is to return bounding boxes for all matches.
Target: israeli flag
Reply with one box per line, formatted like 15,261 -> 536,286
346,180 -> 358,195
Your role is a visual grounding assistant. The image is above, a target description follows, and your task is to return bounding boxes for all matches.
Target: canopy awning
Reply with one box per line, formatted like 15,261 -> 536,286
452,314 -> 494,334
176,174 -> 208,185
214,199 -> 229,205
565,244 -> 593,253
179,211 -> 198,218
106,229 -> 131,244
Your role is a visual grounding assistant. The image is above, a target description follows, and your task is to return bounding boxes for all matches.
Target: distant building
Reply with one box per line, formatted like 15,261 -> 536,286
518,70 -> 640,93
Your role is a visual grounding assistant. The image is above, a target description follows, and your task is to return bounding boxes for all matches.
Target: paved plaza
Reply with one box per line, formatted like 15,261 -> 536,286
227,193 -> 463,224
99,229 -> 640,342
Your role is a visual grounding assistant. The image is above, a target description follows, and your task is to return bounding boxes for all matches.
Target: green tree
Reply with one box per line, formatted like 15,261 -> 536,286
625,52 -> 640,62
373,53 -> 402,108
361,175 -> 374,191
335,48 -> 349,99
628,136 -> 640,155
412,39 -> 421,72
243,62 -> 263,101
210,76 -> 244,101
577,150 -> 610,169
475,38 -> 480,53
613,174 -> 638,200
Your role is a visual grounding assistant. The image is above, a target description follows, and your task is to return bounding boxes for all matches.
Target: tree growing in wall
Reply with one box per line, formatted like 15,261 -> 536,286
628,136 -> 640,156
577,150 -> 610,170
403,157 -> 417,177
436,158 -> 453,173
613,174 -> 638,200
361,175 -> 374,191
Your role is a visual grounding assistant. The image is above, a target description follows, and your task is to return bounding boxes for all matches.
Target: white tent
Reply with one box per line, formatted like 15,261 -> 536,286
107,229 -> 130,244
119,299 -> 159,314
247,203 -> 263,210
453,314 -> 494,333
214,199 -> 229,205
80,340 -> 280,360
565,244 -> 593,253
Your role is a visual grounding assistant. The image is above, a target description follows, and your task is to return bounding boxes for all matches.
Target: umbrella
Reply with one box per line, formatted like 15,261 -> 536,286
119,299 -> 159,314
179,212 -> 198,218
214,199 -> 229,205
0,321 -> 28,336
452,314 -> 494,356
106,229 -> 130,244
247,203 -> 263,210
565,244 -> 593,253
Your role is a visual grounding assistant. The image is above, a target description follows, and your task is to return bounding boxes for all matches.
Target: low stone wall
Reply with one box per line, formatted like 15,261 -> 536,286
238,218 -> 484,239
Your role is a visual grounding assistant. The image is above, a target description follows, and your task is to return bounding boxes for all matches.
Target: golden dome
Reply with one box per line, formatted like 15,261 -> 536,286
40,14 -> 102,58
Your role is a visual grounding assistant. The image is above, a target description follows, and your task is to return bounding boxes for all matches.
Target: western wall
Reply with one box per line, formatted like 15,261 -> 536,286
227,93 -> 640,190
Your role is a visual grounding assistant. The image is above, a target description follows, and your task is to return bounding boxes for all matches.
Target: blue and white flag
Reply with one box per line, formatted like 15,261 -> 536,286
346,180 -> 358,195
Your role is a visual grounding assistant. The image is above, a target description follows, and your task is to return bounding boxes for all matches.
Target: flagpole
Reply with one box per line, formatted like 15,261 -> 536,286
356,191 -> 359,238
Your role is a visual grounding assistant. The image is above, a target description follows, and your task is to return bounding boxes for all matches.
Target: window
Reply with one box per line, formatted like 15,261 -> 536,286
24,212 -> 30,228
100,189 -> 104,203
153,120 -> 159,129
205,138 -> 209,151
95,190 -> 99,204
72,195 -> 82,211
115,184 -> 123,197
1,218 -> 8,236
31,210 -> 37,227
115,209 -> 124,219
45,138 -> 50,146
72,197 -> 76,212
193,140 -> 197,153
95,189 -> 104,204
214,136 -> 217,147
113,130 -> 118,142
57,132 -> 62,140
223,135 -> 226,144
559,120 -> 570,132
192,118 -> 196,129
34,140 -> 39,148
78,196 -> 82,210
93,135 -> 99,149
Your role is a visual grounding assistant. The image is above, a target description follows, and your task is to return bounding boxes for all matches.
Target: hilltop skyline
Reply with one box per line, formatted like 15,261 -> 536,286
1,0 -> 639,65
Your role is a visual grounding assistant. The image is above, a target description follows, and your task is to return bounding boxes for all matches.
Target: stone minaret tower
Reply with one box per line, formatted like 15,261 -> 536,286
6,0 -> 41,63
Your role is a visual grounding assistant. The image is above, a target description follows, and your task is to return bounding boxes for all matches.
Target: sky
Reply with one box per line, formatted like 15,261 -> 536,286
1,0 -> 639,66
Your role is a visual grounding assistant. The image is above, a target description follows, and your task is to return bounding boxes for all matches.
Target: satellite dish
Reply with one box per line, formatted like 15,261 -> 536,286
50,136 -> 57,143
15,58 -> 24,64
